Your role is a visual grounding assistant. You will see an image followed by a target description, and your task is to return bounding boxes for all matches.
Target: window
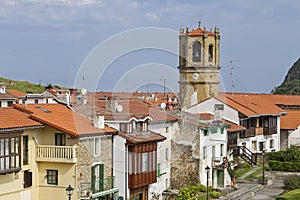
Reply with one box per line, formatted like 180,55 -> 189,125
192,42 -> 201,62
270,139 -> 274,149
55,133 -> 66,146
208,44 -> 213,62
142,153 -> 148,172
166,127 -> 170,133
203,147 -> 207,159
220,144 -> 224,156
211,126 -> 218,134
23,136 -> 29,165
0,133 -> 21,173
91,164 -> 104,193
252,141 -> 257,152
203,129 -> 208,136
24,170 -> 32,188
47,170 -> 58,185
94,137 -> 101,156
34,99 -> 38,104
7,101 -> 13,107
259,142 -> 264,151
165,148 -> 169,161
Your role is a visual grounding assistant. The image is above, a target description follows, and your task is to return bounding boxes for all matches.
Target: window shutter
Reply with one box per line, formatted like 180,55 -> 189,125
91,165 -> 96,193
157,163 -> 161,177
99,164 -> 104,191
24,171 -> 32,188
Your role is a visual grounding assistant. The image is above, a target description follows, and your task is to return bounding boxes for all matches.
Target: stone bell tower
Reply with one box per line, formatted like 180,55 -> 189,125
178,22 -> 220,109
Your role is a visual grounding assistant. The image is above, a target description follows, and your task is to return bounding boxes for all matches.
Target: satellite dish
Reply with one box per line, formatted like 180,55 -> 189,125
81,88 -> 87,95
116,105 -> 123,112
160,102 -> 166,109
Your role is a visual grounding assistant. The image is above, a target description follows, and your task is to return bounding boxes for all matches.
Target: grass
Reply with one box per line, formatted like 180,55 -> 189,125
276,189 -> 300,200
0,77 -> 45,94
233,165 -> 264,179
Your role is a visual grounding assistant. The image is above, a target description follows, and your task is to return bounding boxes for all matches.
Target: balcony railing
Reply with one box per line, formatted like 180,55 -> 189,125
80,176 -> 116,198
263,127 -> 277,135
36,145 -> 77,163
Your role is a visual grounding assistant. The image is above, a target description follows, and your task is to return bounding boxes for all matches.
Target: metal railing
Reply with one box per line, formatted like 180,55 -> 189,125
80,176 -> 115,197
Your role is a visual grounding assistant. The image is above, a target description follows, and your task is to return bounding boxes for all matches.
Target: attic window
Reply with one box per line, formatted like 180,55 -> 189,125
36,106 -> 51,113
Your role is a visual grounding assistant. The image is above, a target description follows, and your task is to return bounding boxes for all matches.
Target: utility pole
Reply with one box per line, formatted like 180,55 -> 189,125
230,60 -> 239,94
160,78 -> 167,99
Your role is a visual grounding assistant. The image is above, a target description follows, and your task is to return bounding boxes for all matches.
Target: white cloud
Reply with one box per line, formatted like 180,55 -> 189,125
146,12 -> 160,22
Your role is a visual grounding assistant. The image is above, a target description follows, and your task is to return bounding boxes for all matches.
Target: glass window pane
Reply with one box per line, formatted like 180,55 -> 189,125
5,139 -> 9,155
142,153 -> 148,172
15,138 -> 19,154
11,138 -> 15,153
0,139 -> 4,156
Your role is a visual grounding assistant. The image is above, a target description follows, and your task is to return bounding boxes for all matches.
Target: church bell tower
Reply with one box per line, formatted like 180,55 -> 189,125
178,22 -> 220,109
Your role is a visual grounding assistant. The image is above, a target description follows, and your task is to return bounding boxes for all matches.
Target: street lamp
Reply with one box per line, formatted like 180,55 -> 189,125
66,185 -> 74,200
262,150 -> 266,185
205,165 -> 210,200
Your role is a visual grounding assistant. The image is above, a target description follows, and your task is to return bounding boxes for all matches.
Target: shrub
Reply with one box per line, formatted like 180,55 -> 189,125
210,191 -> 221,198
283,176 -> 300,190
276,189 -> 300,200
269,160 -> 300,172
267,148 -> 300,162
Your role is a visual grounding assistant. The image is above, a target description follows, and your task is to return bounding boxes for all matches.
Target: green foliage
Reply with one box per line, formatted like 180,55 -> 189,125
0,77 -> 45,94
283,176 -> 300,190
276,189 -> 300,200
209,191 -> 221,198
272,58 -> 300,95
267,148 -> 300,162
176,185 -> 221,200
268,148 -> 300,172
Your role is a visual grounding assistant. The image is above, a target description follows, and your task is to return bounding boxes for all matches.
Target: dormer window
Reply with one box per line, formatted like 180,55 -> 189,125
0,86 -> 5,94
192,42 -> 201,62
120,122 -> 133,133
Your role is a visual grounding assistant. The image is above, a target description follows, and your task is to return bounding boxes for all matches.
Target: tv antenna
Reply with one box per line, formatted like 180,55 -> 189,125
160,78 -> 168,99
230,60 -> 240,94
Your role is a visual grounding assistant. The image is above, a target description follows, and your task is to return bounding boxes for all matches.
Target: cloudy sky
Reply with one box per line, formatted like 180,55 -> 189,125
1,0 -> 300,93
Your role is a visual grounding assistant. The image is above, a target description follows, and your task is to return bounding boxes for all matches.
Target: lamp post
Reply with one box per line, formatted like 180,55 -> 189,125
205,165 -> 210,200
66,185 -> 74,200
262,150 -> 266,185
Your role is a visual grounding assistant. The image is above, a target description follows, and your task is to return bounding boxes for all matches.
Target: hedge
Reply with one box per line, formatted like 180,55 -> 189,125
269,160 -> 300,172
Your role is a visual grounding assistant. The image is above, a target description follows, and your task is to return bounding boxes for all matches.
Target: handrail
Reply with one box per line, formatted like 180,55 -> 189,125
238,146 -> 257,165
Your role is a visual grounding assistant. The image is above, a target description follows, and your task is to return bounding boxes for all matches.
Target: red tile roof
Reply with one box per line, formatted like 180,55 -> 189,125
281,110 -> 300,130
13,104 -> 116,137
182,29 -> 215,36
214,93 -> 285,117
7,89 -> 26,97
96,99 -> 177,122
0,107 -> 43,131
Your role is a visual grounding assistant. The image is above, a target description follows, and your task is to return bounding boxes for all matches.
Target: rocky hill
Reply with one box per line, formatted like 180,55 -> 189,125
272,58 -> 300,94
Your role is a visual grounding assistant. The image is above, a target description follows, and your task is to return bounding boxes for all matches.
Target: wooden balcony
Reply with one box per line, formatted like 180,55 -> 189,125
263,127 -> 277,135
36,145 -> 77,163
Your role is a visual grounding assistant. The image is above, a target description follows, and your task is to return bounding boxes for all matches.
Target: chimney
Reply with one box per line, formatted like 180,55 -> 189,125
94,115 -> 105,129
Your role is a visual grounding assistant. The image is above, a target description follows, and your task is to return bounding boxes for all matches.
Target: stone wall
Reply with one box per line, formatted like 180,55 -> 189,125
170,140 -> 199,189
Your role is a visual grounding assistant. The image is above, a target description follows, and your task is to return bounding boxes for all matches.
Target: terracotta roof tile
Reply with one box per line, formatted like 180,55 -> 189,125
0,107 -> 43,131
281,110 -> 300,130
7,89 -> 26,97
215,93 -> 285,117
13,104 -> 116,137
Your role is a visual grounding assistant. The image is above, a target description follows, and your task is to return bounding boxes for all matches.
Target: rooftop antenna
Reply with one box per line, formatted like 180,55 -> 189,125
160,78 -> 167,99
230,60 -> 240,94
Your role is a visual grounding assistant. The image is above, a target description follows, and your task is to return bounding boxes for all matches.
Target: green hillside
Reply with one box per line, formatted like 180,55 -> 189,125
0,77 -> 45,94
272,58 -> 300,94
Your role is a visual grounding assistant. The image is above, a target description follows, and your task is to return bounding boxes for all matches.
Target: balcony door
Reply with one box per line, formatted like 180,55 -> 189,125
55,133 -> 66,146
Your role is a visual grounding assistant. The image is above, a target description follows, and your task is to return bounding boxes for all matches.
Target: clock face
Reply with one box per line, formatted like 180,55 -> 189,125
193,73 -> 199,80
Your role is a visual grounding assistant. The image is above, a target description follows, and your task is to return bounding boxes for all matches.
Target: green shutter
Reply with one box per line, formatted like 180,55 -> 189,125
99,164 -> 104,191
157,163 -> 161,177
91,165 -> 96,193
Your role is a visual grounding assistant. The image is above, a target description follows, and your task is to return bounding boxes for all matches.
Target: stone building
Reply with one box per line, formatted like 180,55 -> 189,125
178,22 -> 220,109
